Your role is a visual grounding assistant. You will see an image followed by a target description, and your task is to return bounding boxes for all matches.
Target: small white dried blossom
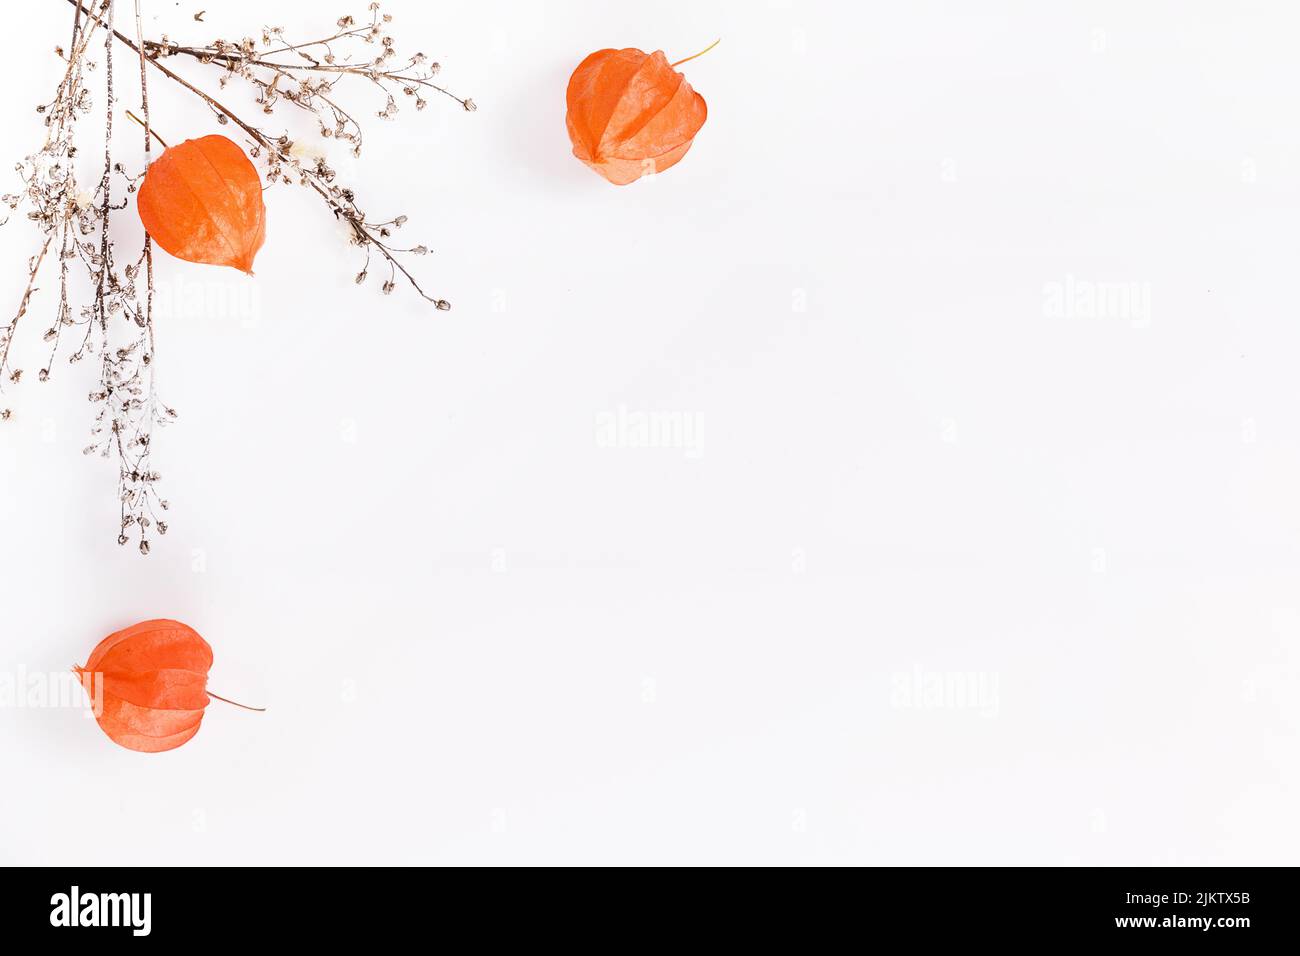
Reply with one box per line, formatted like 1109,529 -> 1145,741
289,139 -> 328,164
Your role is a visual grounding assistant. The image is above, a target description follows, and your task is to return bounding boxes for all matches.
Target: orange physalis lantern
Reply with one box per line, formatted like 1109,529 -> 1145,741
136,134 -> 267,274
565,42 -> 714,185
75,619 -> 260,753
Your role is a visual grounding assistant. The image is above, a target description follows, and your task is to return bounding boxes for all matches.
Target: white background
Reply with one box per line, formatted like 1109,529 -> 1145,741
1,0 -> 1298,865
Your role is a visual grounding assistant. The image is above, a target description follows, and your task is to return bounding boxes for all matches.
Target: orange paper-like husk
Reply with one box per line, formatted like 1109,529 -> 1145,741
77,619 -> 213,753
566,48 -> 708,185
136,135 -> 266,274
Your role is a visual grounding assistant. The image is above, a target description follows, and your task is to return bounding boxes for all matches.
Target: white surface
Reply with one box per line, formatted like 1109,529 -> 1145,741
1,0 -> 1298,865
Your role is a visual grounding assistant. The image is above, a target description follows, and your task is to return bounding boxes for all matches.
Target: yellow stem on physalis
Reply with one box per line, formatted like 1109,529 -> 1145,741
124,109 -> 169,150
670,38 -> 721,69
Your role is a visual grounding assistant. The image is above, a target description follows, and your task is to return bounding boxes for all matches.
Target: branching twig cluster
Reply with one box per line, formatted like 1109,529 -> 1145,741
1,0 -> 171,553
0,0 -> 472,552
140,1 -> 472,304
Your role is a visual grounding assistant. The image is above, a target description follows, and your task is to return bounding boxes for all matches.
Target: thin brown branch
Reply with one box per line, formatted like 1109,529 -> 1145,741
63,0 -> 453,308
1,237 -> 54,378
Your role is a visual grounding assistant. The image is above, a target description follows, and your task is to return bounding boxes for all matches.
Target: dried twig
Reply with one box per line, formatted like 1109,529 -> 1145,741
66,0 -> 463,306
2,0 -> 471,551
